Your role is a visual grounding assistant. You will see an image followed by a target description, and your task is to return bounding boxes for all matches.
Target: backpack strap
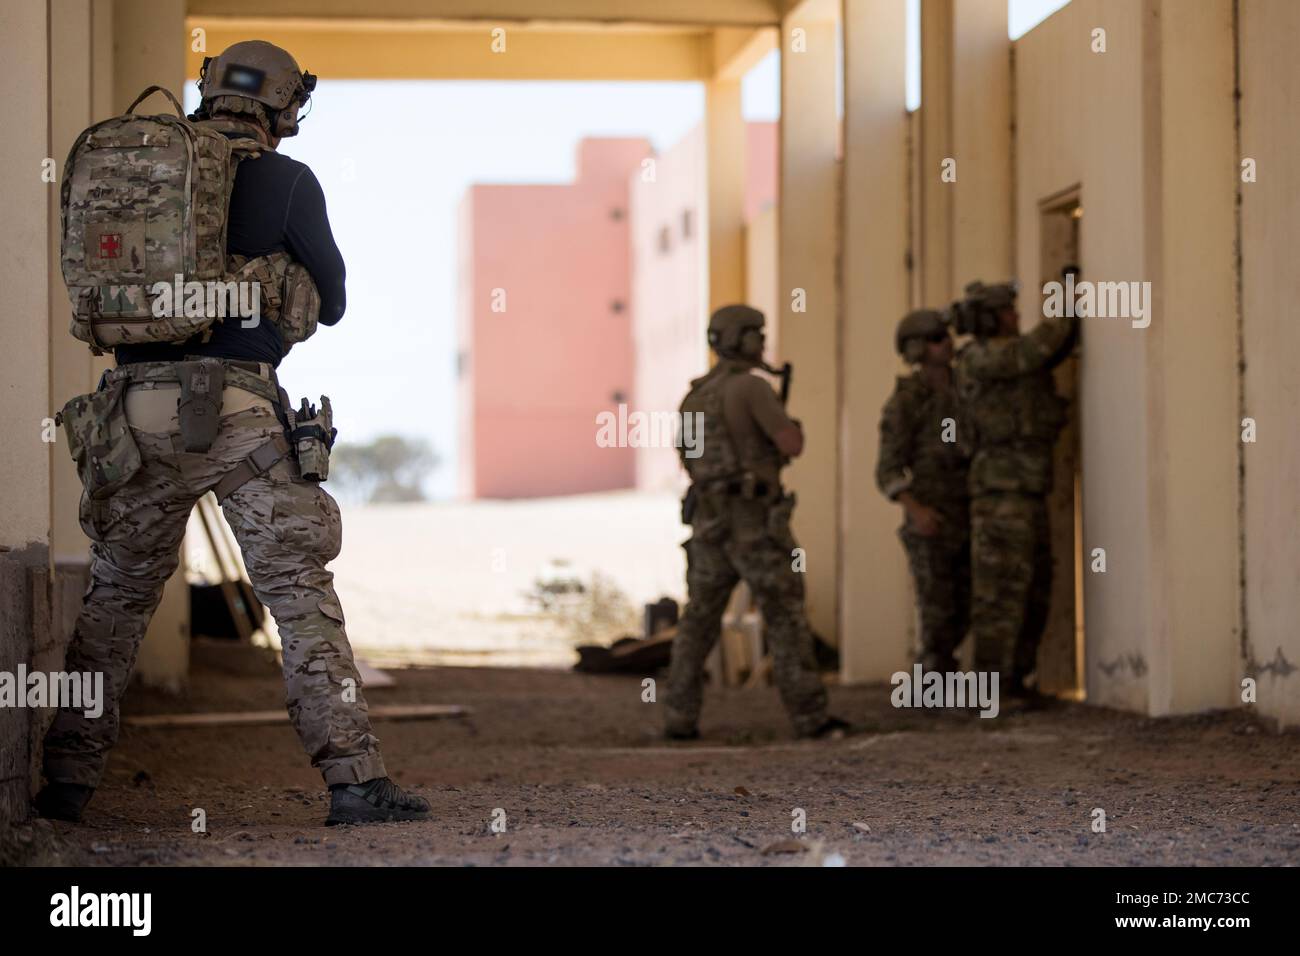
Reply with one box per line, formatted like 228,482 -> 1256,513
125,86 -> 186,119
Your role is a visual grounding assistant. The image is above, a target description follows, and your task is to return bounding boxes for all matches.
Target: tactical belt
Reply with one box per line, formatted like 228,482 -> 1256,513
110,357 -> 294,502
696,477 -> 780,500
109,358 -> 280,406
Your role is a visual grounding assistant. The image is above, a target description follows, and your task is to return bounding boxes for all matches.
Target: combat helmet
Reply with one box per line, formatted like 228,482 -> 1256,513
707,304 -> 765,357
194,40 -> 317,137
948,280 -> 1019,338
895,309 -> 948,363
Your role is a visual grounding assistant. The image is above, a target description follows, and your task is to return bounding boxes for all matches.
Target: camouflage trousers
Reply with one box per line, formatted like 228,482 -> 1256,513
899,522 -> 970,672
665,492 -> 828,736
970,491 -> 1052,681
43,395 -> 386,788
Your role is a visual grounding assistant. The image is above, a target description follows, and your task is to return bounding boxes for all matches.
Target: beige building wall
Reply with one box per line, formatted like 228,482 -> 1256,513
1015,0 -> 1240,717
1239,0 -> 1300,728
1015,0 -> 1152,713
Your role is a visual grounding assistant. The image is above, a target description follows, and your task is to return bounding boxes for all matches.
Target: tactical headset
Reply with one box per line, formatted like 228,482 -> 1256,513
196,55 -> 317,138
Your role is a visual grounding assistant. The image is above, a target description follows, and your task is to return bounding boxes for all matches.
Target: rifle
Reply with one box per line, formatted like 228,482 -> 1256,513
761,361 -> 793,405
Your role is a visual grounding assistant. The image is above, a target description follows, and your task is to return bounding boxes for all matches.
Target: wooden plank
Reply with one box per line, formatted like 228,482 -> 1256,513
125,703 -> 469,729
355,658 -> 397,688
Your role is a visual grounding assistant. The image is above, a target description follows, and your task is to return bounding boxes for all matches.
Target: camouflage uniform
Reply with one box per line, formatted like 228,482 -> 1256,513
664,359 -> 828,736
43,368 -> 385,788
876,372 -> 970,672
955,313 -> 1077,682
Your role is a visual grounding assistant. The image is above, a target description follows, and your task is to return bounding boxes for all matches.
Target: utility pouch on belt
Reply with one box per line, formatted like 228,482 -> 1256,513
292,395 -> 336,481
176,359 -> 225,452
57,376 -> 142,499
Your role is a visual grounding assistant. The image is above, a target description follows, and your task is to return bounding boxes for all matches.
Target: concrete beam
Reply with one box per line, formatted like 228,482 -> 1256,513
840,0 -> 910,681
188,0 -> 784,27
186,19 -> 714,80
778,14 -> 840,643
711,26 -> 777,80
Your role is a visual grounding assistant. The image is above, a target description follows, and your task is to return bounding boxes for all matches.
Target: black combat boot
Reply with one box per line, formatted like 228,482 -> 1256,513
664,726 -> 700,741
33,782 -> 95,823
807,716 -> 853,740
325,777 -> 431,826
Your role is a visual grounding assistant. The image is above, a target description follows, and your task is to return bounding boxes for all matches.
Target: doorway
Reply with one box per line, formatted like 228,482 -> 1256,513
1036,188 -> 1085,697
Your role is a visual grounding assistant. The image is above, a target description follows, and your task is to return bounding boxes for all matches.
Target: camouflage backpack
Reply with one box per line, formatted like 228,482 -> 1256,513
59,86 -> 318,353
678,365 -> 744,484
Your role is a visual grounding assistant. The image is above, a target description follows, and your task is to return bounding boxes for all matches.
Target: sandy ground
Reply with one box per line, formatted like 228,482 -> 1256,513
193,491 -> 689,668
5,641 -> 1298,867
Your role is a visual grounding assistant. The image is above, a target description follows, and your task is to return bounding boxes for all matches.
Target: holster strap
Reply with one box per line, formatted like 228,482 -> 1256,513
213,434 -> 291,503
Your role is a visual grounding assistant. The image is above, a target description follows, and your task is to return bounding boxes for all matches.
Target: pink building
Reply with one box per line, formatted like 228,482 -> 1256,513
458,138 -> 651,498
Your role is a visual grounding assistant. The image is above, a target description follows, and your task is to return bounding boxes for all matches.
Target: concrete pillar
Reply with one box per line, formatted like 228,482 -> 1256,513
706,76 -> 747,314
778,6 -> 840,643
919,0 -> 1012,305
840,0 -> 911,681
1240,0 -> 1300,728
0,0 -> 51,826
1139,0 -> 1238,715
113,0 -> 187,114
0,0 -> 53,563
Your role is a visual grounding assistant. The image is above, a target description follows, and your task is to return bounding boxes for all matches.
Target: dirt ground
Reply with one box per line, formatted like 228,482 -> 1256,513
5,641 -> 1299,867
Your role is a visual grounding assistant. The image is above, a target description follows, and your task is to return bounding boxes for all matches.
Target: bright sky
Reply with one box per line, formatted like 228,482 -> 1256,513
205,0 -> 1068,501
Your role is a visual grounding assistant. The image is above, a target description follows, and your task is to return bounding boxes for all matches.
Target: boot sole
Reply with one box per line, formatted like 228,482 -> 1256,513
325,807 -> 431,826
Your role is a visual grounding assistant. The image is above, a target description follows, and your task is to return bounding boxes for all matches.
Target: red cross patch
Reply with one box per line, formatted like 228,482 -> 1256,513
98,233 -> 123,259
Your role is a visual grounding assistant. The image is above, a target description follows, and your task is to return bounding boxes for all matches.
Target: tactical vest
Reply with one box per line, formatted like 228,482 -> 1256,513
956,356 -> 1068,496
60,86 -> 319,354
678,364 -> 744,485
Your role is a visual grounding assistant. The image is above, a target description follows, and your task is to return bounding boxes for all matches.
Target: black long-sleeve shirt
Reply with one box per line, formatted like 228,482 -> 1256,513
116,143 -> 346,368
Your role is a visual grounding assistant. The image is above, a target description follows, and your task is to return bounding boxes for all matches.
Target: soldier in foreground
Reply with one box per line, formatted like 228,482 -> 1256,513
37,41 -> 428,825
952,282 -> 1078,697
877,310 -> 971,674
664,305 -> 848,740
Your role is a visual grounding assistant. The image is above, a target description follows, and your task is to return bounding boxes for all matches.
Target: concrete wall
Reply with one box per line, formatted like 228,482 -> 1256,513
1240,0 -> 1300,728
1015,0 -> 1241,717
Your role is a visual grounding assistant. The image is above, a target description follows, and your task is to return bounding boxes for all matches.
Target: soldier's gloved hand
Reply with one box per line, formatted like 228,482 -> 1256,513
905,501 -> 944,538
